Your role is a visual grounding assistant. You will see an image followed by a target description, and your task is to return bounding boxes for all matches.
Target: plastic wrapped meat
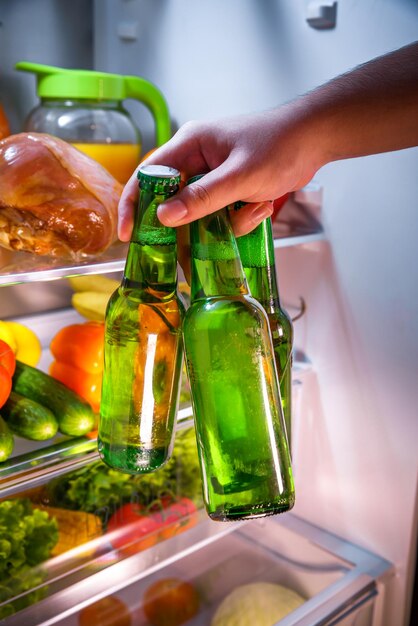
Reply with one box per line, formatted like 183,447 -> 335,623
0,133 -> 123,260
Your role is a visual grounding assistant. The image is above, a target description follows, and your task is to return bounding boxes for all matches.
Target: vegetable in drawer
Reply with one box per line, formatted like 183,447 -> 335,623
1,391 -> 58,440
79,596 -> 133,626
37,506 -> 103,556
0,339 -> 14,410
0,414 -> 14,461
0,364 -> 12,411
49,321 -> 104,412
0,321 -> 41,367
143,578 -> 200,626
106,496 -> 198,555
49,322 -> 104,375
12,361 -> 96,436
0,498 -> 59,618
0,339 -> 16,377
211,582 -> 305,626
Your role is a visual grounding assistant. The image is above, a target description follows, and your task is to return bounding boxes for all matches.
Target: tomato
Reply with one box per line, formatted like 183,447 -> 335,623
148,497 -> 198,540
142,578 -> 200,626
0,364 -> 12,409
107,497 -> 198,557
78,596 -> 132,626
107,503 -> 160,555
0,339 -> 16,377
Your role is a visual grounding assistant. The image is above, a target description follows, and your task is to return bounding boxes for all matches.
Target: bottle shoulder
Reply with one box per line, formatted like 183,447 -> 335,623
108,288 -> 184,317
265,304 -> 293,329
184,294 -> 268,323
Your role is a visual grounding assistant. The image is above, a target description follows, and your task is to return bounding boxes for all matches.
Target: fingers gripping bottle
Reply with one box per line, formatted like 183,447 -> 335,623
183,200 -> 295,521
98,165 -> 184,473
237,217 -> 294,448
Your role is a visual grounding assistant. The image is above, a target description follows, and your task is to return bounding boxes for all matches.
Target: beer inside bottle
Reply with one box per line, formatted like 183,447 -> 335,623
98,165 -> 184,474
237,216 -> 294,446
183,198 -> 295,521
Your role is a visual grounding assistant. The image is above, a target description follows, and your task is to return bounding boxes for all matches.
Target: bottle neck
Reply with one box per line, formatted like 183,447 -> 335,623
190,209 -> 249,301
237,218 -> 281,310
123,186 -> 178,299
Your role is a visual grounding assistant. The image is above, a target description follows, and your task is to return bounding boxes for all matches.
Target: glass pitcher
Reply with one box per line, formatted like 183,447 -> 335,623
16,61 -> 171,183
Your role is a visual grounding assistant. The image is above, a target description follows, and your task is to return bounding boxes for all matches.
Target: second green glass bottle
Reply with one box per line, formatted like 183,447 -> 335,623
183,202 -> 295,521
98,165 -> 184,474
237,217 -> 294,446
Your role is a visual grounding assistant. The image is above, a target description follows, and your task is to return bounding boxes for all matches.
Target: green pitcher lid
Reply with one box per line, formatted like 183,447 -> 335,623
17,60 -> 135,100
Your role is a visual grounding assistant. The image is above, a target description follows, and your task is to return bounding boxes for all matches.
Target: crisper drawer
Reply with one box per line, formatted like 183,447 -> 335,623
56,515 -> 388,626
0,489 -> 392,626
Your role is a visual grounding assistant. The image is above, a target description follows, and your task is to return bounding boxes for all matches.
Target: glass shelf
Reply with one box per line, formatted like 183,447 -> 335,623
0,226 -> 325,287
0,242 -> 129,287
0,412 -> 194,500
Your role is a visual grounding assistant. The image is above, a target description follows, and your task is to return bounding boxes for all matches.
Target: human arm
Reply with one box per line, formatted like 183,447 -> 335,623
118,40 -> 418,241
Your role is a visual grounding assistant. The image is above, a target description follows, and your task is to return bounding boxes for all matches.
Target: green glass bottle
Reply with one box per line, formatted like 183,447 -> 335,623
98,164 -> 184,474
183,203 -> 295,521
237,217 -> 294,445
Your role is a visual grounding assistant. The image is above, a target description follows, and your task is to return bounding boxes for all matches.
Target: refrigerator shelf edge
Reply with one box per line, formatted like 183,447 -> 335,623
0,229 -> 325,286
0,241 -> 129,287
0,415 -> 195,498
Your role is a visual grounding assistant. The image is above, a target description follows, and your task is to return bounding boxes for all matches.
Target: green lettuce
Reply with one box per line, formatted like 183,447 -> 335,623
0,499 -> 58,618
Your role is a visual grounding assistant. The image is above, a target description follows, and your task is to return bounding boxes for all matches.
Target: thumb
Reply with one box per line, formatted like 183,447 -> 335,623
157,163 -> 243,226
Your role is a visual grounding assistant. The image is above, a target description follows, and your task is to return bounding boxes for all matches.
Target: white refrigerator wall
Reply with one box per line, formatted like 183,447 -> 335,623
93,2 -> 418,625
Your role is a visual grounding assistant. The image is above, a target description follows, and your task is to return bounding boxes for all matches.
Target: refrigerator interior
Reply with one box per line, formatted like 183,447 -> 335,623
0,1 -> 417,625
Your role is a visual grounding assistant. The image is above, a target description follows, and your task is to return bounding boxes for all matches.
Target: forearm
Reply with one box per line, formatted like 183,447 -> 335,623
294,41 -> 418,167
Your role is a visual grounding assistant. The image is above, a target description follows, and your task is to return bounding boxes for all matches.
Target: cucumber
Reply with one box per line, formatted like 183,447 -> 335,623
0,415 -> 14,461
12,361 -> 96,437
2,391 -> 58,440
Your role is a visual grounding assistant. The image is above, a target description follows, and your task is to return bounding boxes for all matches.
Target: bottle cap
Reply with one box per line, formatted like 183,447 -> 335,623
138,164 -> 180,192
